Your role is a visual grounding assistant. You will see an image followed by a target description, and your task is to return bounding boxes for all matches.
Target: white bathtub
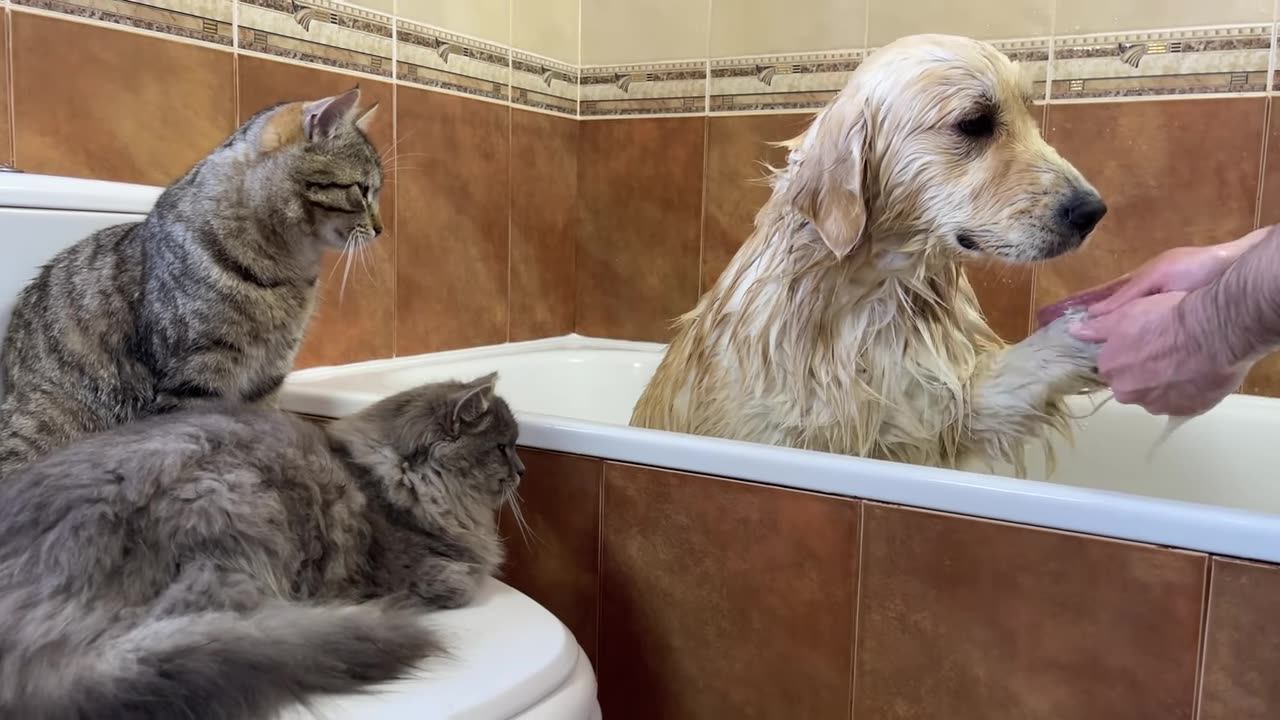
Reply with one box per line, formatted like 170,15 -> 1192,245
281,335 -> 1280,565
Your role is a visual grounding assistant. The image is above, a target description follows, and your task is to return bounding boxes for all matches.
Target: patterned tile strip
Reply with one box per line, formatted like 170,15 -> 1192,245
512,50 -> 577,117
396,18 -> 510,103
580,60 -> 706,117
1051,25 -> 1272,100
237,0 -> 392,78
12,0 -> 233,46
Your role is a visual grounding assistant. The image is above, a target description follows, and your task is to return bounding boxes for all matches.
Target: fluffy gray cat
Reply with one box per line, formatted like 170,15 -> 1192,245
0,373 -> 522,720
0,86 -> 384,478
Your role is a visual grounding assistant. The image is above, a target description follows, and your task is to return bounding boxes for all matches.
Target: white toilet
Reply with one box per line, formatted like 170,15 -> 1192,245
0,171 -> 602,719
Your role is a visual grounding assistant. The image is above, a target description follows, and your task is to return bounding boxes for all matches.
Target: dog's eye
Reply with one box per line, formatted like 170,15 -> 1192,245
957,112 -> 996,138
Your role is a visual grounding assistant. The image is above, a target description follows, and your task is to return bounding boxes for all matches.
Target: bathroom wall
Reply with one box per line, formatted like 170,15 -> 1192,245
6,0 -> 1280,393
504,447 -> 1280,720
0,0 -> 580,368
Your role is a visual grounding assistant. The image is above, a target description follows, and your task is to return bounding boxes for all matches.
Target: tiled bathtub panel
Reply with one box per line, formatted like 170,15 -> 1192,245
396,18 -> 510,104
580,61 -> 707,117
11,0 -> 232,46
1199,558 -> 1280,720
1050,26 -> 1272,100
855,504 -> 1206,720
500,450 -> 603,666
237,0 -> 392,79
599,463 -> 859,720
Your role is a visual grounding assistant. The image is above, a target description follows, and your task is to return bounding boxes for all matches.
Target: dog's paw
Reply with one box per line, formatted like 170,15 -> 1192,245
1018,308 -> 1101,392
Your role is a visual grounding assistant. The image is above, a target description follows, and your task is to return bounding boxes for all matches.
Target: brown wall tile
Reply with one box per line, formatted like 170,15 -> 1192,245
1199,558 -> 1280,720
237,55 -> 396,368
500,450 -> 602,664
966,261 -> 1033,342
576,118 -> 704,342
1036,99 -> 1266,309
0,12 -> 10,167
599,464 -> 857,720
855,504 -> 1205,720
11,13 -> 235,185
395,87 -> 510,355
1246,100 -> 1280,396
510,109 -> 578,341
702,113 -> 809,292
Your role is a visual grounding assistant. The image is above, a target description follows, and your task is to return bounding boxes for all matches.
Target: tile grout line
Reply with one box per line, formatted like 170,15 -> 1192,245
847,501 -> 865,720
390,0 -> 398,358
1192,558 -> 1215,720
593,461 -> 606,689
1256,95 -> 1271,230
5,6 -> 14,168
505,0 -> 513,344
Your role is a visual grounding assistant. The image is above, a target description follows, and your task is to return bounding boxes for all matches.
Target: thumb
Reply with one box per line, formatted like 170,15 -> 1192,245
1088,272 -> 1155,316
1069,313 -> 1110,343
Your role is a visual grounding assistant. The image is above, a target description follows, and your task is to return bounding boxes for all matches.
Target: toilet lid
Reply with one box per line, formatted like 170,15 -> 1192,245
282,579 -> 581,720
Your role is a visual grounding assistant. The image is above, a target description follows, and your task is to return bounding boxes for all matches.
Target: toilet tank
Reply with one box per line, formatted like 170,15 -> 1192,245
0,172 -> 161,395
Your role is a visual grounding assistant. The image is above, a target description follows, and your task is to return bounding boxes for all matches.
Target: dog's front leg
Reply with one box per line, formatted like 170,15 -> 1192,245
965,311 -> 1101,463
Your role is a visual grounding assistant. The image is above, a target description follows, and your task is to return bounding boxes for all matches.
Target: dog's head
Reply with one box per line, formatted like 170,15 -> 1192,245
782,33 -> 1104,263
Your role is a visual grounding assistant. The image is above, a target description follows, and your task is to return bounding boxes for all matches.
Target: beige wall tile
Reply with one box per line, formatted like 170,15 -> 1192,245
581,0 -> 709,65
342,0 -> 394,15
1056,0 -> 1272,36
868,0 -> 1051,46
513,0 -> 578,64
398,0 -> 509,44
711,0 -> 865,58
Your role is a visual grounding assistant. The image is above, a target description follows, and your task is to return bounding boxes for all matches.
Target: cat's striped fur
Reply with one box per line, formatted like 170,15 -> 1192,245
0,87 -> 383,477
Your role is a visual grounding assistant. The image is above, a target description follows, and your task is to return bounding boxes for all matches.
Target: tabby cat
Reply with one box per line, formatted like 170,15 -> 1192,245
0,373 -> 522,720
0,86 -> 384,477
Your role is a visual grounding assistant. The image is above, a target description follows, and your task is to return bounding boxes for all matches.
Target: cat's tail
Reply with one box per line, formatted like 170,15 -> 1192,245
1,598 -> 443,720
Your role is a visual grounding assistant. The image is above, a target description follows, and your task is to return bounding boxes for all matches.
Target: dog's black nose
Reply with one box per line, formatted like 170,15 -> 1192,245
1060,192 -> 1108,237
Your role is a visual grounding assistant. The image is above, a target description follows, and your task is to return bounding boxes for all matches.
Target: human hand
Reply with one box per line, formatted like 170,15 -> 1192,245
1070,292 -> 1248,417
1036,243 -> 1246,328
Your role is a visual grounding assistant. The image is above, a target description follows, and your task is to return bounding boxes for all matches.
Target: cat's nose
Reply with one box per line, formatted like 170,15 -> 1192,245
370,215 -> 384,236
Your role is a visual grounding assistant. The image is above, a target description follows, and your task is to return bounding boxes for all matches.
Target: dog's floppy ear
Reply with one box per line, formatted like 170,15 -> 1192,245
784,97 -> 869,258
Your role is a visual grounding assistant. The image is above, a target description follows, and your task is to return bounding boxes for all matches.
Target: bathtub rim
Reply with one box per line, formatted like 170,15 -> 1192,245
281,335 -> 1280,565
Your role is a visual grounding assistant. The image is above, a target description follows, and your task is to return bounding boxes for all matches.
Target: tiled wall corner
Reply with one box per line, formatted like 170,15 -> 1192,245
580,61 -> 706,117
238,0 -> 392,78
10,0 -> 233,46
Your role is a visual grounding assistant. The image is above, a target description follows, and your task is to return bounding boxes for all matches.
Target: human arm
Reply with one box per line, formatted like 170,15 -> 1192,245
1070,226 -> 1280,416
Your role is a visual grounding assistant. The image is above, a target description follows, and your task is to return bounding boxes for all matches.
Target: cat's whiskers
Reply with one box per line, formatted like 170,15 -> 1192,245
504,486 -> 537,548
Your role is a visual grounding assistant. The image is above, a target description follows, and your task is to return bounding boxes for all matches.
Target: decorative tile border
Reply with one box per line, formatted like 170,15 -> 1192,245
580,60 -> 706,117
512,50 -> 577,117
1051,25 -> 1271,100
397,19 -> 510,104
992,37 -> 1052,100
12,0 -> 233,46
237,0 -> 391,78
709,50 -> 863,113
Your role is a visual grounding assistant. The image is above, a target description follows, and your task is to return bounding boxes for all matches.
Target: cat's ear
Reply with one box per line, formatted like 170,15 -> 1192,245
355,103 -> 379,134
303,86 -> 361,142
450,373 -> 498,433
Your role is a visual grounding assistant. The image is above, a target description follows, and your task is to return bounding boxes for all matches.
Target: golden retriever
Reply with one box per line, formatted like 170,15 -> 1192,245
630,34 -> 1106,474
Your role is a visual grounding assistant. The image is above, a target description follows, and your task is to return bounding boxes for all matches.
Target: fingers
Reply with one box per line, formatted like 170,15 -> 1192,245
1088,272 -> 1155,316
